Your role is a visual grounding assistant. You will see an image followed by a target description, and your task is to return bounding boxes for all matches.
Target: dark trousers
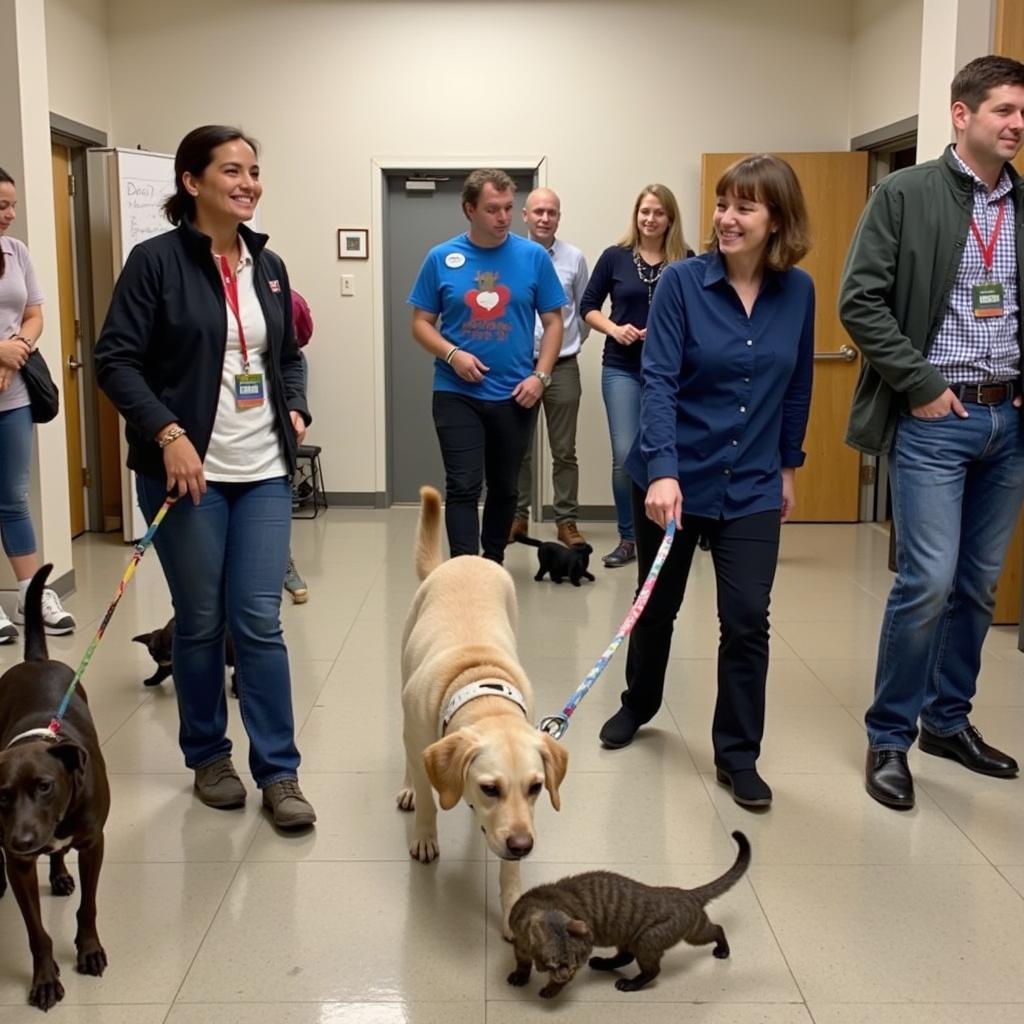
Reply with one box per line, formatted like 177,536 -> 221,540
432,391 -> 534,562
621,484 -> 781,771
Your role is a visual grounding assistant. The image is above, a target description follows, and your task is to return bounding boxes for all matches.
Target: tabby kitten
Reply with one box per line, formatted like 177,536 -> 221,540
507,830 -> 750,998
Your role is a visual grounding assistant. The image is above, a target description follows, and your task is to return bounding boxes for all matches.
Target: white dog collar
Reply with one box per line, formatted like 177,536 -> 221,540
5,726 -> 61,749
440,680 -> 528,734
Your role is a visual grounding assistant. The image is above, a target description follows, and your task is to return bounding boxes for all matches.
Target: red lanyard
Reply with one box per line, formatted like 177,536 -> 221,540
217,253 -> 251,370
969,198 -> 1007,275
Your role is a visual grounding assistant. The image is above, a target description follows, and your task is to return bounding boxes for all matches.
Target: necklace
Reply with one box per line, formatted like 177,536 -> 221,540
633,250 -> 665,305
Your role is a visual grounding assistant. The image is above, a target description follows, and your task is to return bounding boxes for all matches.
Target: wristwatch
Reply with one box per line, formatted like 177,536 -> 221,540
532,370 -> 552,388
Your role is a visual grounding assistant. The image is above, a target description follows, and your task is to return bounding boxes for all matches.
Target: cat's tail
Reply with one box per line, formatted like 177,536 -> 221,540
515,535 -> 542,548
689,831 -> 750,905
415,486 -> 444,580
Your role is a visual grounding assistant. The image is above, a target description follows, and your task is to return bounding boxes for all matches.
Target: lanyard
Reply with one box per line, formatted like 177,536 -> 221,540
217,253 -> 251,372
969,198 -> 1007,276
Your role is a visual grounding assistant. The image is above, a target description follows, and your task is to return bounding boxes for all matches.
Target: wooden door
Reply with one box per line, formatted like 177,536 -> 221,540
51,143 -> 84,537
992,0 -> 1024,626
700,152 -> 868,522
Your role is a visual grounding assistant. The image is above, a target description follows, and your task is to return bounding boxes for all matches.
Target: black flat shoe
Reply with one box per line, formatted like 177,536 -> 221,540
599,707 -> 642,749
716,768 -> 772,809
865,749 -> 914,809
919,724 -> 1018,778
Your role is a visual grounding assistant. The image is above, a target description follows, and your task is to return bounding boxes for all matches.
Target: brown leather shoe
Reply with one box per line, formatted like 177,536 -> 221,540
194,757 -> 246,809
262,779 -> 317,829
508,517 -> 529,544
557,521 -> 588,547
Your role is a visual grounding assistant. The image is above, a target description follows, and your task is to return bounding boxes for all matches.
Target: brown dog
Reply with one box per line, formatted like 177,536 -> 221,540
0,565 -> 110,1011
397,487 -> 569,938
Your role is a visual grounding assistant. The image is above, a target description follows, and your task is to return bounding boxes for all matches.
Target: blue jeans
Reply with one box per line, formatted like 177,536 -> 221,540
137,473 -> 300,787
0,405 -> 37,557
601,366 -> 642,542
867,400 -> 1024,751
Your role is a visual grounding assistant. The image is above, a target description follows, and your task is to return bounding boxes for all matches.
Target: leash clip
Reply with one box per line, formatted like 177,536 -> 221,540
537,714 -> 569,740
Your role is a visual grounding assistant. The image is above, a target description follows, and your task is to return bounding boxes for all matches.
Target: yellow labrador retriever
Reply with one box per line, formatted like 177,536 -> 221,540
397,486 -> 568,937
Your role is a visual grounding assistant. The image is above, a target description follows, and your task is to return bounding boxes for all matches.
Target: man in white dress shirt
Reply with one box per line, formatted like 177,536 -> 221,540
510,188 -> 591,547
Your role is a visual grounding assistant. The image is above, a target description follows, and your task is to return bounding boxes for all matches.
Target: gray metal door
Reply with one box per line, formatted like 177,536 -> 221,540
384,170 -> 535,504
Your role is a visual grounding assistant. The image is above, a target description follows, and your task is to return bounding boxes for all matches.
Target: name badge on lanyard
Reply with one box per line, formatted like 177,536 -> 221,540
218,254 -> 266,408
970,200 -> 1006,319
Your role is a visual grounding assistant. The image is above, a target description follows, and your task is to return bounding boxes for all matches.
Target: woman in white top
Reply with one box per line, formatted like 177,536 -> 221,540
0,167 -> 76,642
95,126 -> 314,830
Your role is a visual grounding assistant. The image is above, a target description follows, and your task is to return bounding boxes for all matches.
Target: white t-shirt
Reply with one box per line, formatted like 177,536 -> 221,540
203,239 -> 289,482
0,237 -> 44,413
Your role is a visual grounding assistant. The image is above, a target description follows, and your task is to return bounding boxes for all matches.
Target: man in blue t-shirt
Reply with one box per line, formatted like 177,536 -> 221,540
409,168 -> 566,562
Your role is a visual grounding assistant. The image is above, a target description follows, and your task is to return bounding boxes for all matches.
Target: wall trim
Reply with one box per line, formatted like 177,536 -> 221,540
323,491 -> 387,509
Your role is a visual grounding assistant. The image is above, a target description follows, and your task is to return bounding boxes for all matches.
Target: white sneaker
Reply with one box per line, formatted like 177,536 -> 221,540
0,605 -> 17,644
14,588 -> 76,635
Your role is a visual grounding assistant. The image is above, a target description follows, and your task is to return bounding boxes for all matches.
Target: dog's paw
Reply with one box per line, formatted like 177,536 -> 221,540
396,787 -> 415,812
507,968 -> 530,987
76,942 -> 107,977
50,872 -> 75,897
29,960 -> 64,1011
539,982 -> 563,999
502,920 -> 515,942
409,835 -> 439,863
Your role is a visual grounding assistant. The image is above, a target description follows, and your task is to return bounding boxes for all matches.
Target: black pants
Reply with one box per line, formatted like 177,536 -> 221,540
622,484 -> 781,771
432,391 -> 533,562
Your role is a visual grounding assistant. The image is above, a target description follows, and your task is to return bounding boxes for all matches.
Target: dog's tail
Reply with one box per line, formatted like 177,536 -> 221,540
687,831 -> 751,906
515,535 -> 542,548
415,486 -> 444,580
22,564 -> 52,664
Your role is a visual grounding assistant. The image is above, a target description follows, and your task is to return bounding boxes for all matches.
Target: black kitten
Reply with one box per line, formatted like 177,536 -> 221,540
508,831 -> 750,997
132,617 -> 237,697
516,537 -> 595,587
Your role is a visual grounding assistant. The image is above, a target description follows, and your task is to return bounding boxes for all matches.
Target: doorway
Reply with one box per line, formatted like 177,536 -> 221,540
49,115 -> 109,538
383,169 -> 536,504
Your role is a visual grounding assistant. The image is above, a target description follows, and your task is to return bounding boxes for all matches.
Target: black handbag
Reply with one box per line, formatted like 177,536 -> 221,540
20,349 -> 60,423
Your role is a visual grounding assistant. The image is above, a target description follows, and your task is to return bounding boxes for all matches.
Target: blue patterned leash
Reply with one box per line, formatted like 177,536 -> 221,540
538,519 -> 676,739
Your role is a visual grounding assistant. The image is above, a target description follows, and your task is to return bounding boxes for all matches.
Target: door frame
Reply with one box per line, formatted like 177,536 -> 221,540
371,155 -> 547,507
49,113 -> 107,532
850,117 -> 918,524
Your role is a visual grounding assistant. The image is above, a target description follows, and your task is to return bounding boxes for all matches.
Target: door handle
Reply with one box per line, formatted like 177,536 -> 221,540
814,345 -> 858,363
67,355 -> 84,372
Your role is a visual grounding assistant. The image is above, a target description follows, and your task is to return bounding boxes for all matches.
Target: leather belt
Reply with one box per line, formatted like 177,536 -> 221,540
949,380 -> 1020,405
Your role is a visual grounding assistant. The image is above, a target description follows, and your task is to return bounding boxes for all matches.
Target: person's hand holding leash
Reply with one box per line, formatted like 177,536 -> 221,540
645,476 -> 682,530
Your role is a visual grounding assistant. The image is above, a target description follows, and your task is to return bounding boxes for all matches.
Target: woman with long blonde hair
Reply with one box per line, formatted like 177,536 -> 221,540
581,183 -> 689,567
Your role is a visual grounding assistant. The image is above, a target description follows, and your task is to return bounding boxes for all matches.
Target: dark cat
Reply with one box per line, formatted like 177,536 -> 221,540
132,617 -> 237,697
508,830 -> 750,998
516,536 -> 595,587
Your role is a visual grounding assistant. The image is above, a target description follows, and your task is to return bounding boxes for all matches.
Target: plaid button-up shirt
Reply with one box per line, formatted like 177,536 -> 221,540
929,150 -> 1020,383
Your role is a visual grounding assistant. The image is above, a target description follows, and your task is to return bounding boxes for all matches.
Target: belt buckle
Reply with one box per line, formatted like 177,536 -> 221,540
978,383 -> 1007,405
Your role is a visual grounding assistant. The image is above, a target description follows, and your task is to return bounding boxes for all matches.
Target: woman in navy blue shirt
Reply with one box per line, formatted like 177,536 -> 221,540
599,155 -> 814,811
581,184 -> 688,568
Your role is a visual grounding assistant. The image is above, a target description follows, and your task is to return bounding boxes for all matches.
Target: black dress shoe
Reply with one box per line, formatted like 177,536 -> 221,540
918,725 -> 1019,778
865,749 -> 914,809
599,706 -> 642,749
716,768 -> 772,809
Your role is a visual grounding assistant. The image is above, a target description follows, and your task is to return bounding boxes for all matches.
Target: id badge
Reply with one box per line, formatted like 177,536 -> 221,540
972,281 -> 1005,318
234,372 -> 265,409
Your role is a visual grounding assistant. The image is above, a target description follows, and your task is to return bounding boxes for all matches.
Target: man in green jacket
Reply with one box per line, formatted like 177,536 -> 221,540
840,55 -> 1024,810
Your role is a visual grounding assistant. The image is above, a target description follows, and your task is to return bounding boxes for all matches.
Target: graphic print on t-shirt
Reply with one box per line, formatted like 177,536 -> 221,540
463,271 -> 511,340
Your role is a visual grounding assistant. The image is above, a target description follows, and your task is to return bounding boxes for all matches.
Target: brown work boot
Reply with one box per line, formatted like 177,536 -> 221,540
508,517 -> 529,544
194,757 -> 246,809
557,521 -> 588,547
262,778 -> 317,829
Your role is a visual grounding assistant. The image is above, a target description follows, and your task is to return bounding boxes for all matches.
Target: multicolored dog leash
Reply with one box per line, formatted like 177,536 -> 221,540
538,519 -> 677,740
45,493 -> 180,736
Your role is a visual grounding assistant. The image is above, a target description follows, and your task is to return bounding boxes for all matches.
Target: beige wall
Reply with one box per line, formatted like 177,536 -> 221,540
44,0 -> 111,135
849,0 -> 923,140
102,0 -> 856,505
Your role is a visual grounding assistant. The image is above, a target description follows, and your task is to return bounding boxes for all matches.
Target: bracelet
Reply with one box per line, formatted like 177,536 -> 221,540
444,347 -> 461,365
157,425 -> 187,449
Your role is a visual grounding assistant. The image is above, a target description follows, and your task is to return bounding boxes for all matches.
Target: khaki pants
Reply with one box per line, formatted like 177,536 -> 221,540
515,356 -> 582,523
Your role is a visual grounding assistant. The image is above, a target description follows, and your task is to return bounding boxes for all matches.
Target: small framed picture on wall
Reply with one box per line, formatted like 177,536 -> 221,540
338,228 -> 369,260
